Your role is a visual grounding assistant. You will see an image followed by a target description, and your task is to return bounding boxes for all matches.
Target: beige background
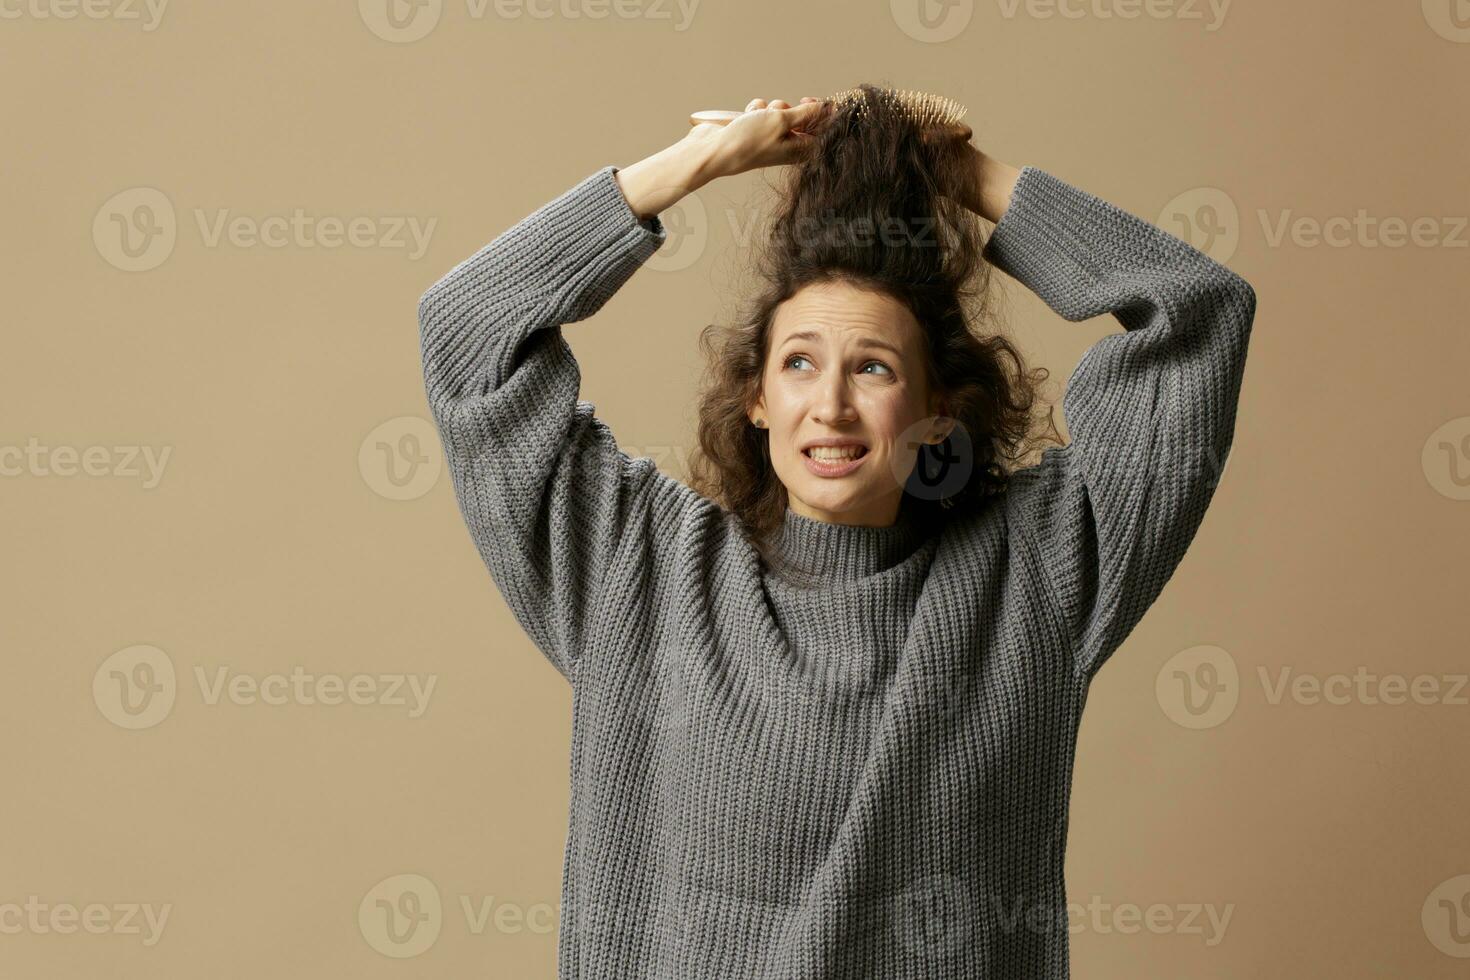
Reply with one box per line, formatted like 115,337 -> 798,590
4,0 -> 1468,976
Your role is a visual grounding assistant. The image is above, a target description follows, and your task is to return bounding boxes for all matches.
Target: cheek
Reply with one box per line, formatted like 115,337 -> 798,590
862,391 -> 925,444
762,376 -> 803,423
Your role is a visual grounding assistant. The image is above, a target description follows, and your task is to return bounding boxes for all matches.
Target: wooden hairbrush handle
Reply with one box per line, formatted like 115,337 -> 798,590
690,91 -> 971,143
689,110 -> 746,127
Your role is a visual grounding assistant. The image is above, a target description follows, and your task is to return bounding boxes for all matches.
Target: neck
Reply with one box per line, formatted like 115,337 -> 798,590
766,504 -> 924,586
786,490 -> 904,528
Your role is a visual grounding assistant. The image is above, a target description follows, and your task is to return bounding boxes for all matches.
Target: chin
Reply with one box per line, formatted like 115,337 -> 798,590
790,483 -> 869,518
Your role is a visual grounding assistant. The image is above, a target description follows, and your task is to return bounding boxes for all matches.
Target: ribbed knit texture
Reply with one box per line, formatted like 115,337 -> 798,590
416,162 -> 1256,979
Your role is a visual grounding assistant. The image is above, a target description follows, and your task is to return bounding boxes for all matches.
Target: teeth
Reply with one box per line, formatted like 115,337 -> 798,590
807,446 -> 864,461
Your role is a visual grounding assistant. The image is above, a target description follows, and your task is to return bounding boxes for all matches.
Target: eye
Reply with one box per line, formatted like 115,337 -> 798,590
782,355 -> 893,376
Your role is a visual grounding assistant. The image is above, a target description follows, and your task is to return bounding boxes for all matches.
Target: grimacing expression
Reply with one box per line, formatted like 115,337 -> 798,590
749,280 -> 954,527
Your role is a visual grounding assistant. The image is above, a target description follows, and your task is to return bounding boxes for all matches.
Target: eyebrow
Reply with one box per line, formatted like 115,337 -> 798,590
778,329 -> 904,358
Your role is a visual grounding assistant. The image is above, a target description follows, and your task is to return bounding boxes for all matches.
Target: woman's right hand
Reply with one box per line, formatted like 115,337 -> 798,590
613,97 -> 830,223
683,97 -> 832,180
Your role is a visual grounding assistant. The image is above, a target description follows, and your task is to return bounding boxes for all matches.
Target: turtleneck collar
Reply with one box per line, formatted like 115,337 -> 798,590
766,506 -> 925,586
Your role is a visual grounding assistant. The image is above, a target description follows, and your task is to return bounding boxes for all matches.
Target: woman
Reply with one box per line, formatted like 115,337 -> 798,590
417,85 -> 1255,979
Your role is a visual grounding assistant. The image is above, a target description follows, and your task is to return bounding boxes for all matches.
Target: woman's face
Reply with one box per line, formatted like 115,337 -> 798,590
750,280 -> 952,527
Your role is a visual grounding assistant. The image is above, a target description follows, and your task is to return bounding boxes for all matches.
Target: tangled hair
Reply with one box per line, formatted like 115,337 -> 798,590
686,82 -> 1063,559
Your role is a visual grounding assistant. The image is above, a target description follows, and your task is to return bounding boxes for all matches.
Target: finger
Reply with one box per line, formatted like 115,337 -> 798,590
783,99 -> 832,129
769,99 -> 790,110
745,98 -> 766,111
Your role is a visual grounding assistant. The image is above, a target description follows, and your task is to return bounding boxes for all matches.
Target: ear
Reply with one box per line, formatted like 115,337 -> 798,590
926,417 -> 957,445
748,392 -> 767,427
926,394 -> 956,444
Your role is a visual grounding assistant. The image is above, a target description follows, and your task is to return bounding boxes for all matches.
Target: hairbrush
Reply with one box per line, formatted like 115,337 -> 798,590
689,86 -> 972,143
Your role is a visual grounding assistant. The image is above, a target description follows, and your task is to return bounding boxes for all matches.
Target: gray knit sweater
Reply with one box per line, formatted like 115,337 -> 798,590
416,161 -> 1256,979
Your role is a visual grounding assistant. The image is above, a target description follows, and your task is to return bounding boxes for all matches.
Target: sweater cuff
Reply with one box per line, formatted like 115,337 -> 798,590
416,164 -> 670,406
542,164 -> 669,324
548,164 -> 668,289
983,165 -> 1218,327
606,164 -> 667,237
980,166 -> 1113,310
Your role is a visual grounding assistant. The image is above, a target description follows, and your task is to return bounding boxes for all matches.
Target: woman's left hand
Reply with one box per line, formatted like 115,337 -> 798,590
683,97 -> 831,180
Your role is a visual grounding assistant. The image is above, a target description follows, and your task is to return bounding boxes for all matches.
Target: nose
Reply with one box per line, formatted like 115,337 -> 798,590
811,371 -> 856,426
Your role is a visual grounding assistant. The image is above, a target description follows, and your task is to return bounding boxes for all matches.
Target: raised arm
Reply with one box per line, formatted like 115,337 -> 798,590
415,102 -> 836,682
416,162 -> 691,682
978,161 -> 1257,681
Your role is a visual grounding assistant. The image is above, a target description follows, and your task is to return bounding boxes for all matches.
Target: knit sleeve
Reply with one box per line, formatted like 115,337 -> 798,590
416,164 -> 683,683
987,166 -> 1257,681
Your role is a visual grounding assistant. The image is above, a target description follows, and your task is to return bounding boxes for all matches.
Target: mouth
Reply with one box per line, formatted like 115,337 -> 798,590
800,443 -> 869,478
801,445 -> 869,460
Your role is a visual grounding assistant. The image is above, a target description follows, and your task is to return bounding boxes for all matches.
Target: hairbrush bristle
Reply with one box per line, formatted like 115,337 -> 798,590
827,85 -> 968,131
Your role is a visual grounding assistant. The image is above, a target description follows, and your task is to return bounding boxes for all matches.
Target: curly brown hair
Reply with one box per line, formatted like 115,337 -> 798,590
685,83 -> 1063,559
